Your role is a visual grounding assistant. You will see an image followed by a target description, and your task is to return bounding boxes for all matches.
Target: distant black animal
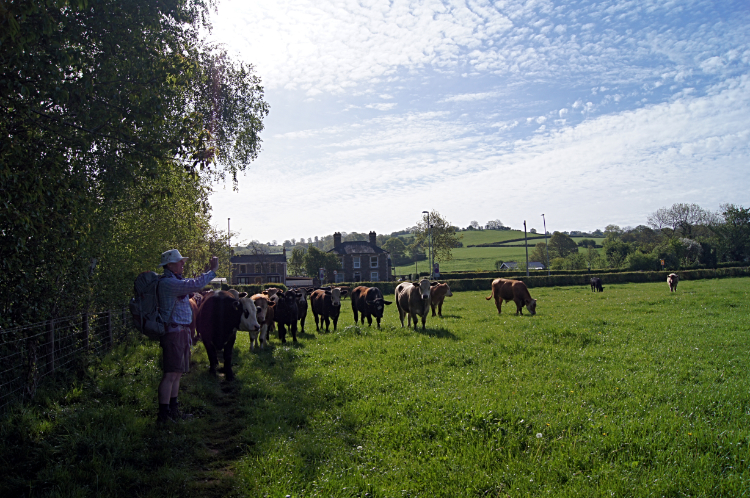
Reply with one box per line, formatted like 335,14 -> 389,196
590,277 -> 604,292
351,286 -> 392,328
294,287 -> 315,333
273,289 -> 300,343
311,287 -> 348,332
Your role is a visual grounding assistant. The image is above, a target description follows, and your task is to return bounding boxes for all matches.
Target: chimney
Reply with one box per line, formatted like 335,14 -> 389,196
369,231 -> 377,247
333,232 -> 342,248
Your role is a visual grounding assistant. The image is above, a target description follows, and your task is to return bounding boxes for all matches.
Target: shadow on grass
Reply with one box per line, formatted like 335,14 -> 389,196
413,326 -> 458,340
0,330 -> 355,498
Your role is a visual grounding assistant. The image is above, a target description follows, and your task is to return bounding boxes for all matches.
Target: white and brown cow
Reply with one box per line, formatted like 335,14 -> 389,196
429,282 -> 453,317
249,294 -> 275,350
486,278 -> 537,316
667,273 -> 679,292
395,278 -> 438,330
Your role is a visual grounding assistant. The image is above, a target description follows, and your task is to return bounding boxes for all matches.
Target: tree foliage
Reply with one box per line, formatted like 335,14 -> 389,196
548,232 -> 578,259
413,211 -> 462,263
302,246 -> 341,282
0,0 -> 269,326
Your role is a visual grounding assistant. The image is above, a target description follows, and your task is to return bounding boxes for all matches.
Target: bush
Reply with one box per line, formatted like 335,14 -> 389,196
625,251 -> 658,271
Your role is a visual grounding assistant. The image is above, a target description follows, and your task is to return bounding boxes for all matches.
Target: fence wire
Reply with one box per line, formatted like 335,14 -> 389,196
0,307 -> 133,412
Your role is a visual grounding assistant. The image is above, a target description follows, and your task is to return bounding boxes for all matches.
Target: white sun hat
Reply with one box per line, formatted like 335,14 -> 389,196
159,249 -> 188,267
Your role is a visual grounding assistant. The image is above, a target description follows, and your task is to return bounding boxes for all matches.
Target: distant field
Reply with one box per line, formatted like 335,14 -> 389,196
395,230 -> 604,274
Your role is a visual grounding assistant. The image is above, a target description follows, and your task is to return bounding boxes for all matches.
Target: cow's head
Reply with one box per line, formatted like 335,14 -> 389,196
525,298 -> 537,316
238,297 -> 261,331
366,297 -> 392,317
432,282 -> 452,297
251,294 -> 270,322
326,287 -> 343,307
411,279 -> 433,300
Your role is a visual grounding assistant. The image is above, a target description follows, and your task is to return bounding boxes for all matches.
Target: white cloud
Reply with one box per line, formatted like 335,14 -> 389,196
365,102 -> 398,111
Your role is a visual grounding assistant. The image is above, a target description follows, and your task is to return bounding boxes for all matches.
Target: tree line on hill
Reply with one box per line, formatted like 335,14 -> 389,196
518,203 -> 749,271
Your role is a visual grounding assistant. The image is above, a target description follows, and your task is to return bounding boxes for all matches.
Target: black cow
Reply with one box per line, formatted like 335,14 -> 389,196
195,291 -> 244,380
351,286 -> 392,328
310,287 -> 348,332
590,277 -> 604,292
294,287 -> 315,333
273,290 -> 300,343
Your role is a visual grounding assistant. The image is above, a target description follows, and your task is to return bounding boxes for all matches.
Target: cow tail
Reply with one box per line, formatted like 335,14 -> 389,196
485,289 -> 494,301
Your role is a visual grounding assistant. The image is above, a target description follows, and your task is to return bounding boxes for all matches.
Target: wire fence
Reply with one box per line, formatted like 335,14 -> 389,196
0,307 -> 134,412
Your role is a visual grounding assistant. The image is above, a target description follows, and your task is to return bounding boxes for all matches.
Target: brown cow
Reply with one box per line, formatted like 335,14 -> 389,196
429,282 -> 453,317
667,273 -> 679,292
485,278 -> 537,316
310,287 -> 347,332
395,279 -> 438,330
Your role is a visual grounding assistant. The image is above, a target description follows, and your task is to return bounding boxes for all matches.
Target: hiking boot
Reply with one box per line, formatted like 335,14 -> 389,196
157,404 -> 175,426
169,401 -> 193,421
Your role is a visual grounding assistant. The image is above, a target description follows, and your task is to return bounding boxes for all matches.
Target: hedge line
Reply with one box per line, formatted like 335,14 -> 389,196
220,282 -> 288,295
327,267 -> 750,295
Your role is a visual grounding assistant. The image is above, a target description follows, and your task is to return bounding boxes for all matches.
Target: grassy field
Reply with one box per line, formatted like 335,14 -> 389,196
394,230 -> 604,274
2,278 -> 748,497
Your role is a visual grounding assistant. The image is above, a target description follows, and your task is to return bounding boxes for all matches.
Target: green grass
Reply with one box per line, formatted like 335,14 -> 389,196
3,278 -> 749,497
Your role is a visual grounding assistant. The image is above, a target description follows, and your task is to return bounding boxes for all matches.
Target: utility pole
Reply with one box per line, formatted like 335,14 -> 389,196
542,214 -> 550,276
524,220 -> 529,277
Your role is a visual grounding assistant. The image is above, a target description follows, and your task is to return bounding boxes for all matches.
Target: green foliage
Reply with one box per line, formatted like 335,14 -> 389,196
288,247 -> 306,276
0,0 -> 268,326
529,242 -> 550,267
303,246 -> 341,280
413,210 -> 462,263
713,204 -> 750,262
548,231 -> 578,259
577,238 -> 597,248
625,251 -> 658,271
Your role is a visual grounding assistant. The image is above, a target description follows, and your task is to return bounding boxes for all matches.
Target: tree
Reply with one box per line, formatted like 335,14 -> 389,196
647,203 -> 711,238
302,246 -> 341,282
383,237 -> 407,262
529,228 -> 537,234
469,220 -> 480,230
288,247 -> 306,276
413,211 -> 463,263
529,242 -> 550,268
712,204 -> 750,262
486,219 -> 504,230
548,232 -> 578,259
0,0 -> 269,326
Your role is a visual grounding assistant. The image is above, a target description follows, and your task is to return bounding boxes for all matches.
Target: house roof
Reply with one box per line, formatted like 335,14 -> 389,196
500,262 -> 518,269
231,254 -> 286,264
328,241 -> 388,255
528,261 -> 545,269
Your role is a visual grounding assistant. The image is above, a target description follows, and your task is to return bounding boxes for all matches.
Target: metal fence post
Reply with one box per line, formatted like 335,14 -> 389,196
82,312 -> 89,351
47,319 -> 55,374
108,310 -> 113,348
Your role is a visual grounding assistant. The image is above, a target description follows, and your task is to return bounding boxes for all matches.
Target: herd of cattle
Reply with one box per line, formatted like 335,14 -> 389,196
187,272 -> 681,380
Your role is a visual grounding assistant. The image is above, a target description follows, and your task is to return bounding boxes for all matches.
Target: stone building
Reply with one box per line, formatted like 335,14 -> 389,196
328,231 -> 391,283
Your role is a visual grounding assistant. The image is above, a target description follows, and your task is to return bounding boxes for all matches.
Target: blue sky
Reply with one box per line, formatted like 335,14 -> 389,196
206,0 -> 750,244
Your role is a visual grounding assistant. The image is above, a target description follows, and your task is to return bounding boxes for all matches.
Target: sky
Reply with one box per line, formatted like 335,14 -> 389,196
206,0 -> 750,245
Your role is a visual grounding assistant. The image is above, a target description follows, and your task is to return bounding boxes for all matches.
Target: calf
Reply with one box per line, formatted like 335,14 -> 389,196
485,278 -> 537,316
195,291 -> 244,380
295,287 -> 315,333
351,286 -> 392,328
590,277 -> 604,292
311,287 -> 348,332
249,294 -> 275,350
667,273 -> 679,292
429,282 -> 453,317
395,279 -> 438,330
273,290 -> 300,343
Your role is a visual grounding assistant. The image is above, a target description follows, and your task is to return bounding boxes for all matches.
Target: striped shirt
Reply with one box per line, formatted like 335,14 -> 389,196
158,268 -> 216,326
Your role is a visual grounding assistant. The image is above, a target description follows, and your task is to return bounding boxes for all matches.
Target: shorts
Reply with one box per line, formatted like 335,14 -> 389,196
160,325 -> 191,373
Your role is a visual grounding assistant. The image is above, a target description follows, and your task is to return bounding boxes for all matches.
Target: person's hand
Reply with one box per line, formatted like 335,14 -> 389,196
209,256 -> 219,272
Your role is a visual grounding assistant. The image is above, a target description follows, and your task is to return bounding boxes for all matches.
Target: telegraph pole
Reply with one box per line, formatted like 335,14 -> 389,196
542,214 -> 550,276
524,220 -> 529,277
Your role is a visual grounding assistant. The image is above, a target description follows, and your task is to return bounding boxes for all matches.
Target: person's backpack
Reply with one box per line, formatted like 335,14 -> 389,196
129,271 -> 175,340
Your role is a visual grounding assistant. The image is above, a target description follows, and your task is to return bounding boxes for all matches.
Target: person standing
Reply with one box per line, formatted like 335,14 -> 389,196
156,249 -> 219,424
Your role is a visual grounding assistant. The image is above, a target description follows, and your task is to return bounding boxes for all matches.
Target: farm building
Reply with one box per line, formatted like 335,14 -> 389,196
230,249 -> 287,285
328,231 -> 392,283
499,261 -> 545,270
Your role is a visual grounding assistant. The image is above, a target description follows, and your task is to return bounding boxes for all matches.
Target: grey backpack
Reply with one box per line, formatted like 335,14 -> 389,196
129,271 -> 175,339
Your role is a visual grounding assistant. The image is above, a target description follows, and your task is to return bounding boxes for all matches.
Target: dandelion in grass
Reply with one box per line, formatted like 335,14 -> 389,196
536,433 -> 543,438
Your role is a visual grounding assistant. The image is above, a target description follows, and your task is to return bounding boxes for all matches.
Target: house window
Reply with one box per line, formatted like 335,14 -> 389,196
335,273 -> 345,283
353,256 -> 360,269
256,264 -> 262,273
353,272 -> 361,282
268,275 -> 280,283
370,256 -> 378,268
370,272 -> 379,282
240,264 -> 246,274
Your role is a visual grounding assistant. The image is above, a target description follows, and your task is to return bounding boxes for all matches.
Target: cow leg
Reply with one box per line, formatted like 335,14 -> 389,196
299,315 -> 306,333
376,316 -> 381,328
438,302 -> 443,317
223,332 -> 237,381
421,313 -> 427,330
313,311 -> 320,331
494,297 -> 503,314
366,313 -> 372,327
205,342 -> 219,375
430,302 -> 437,317
249,330 -> 257,351
323,316 -> 330,332
278,323 -> 287,344
398,308 -> 405,327
410,312 -> 418,330
291,322 -> 298,343
353,308 -> 359,325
